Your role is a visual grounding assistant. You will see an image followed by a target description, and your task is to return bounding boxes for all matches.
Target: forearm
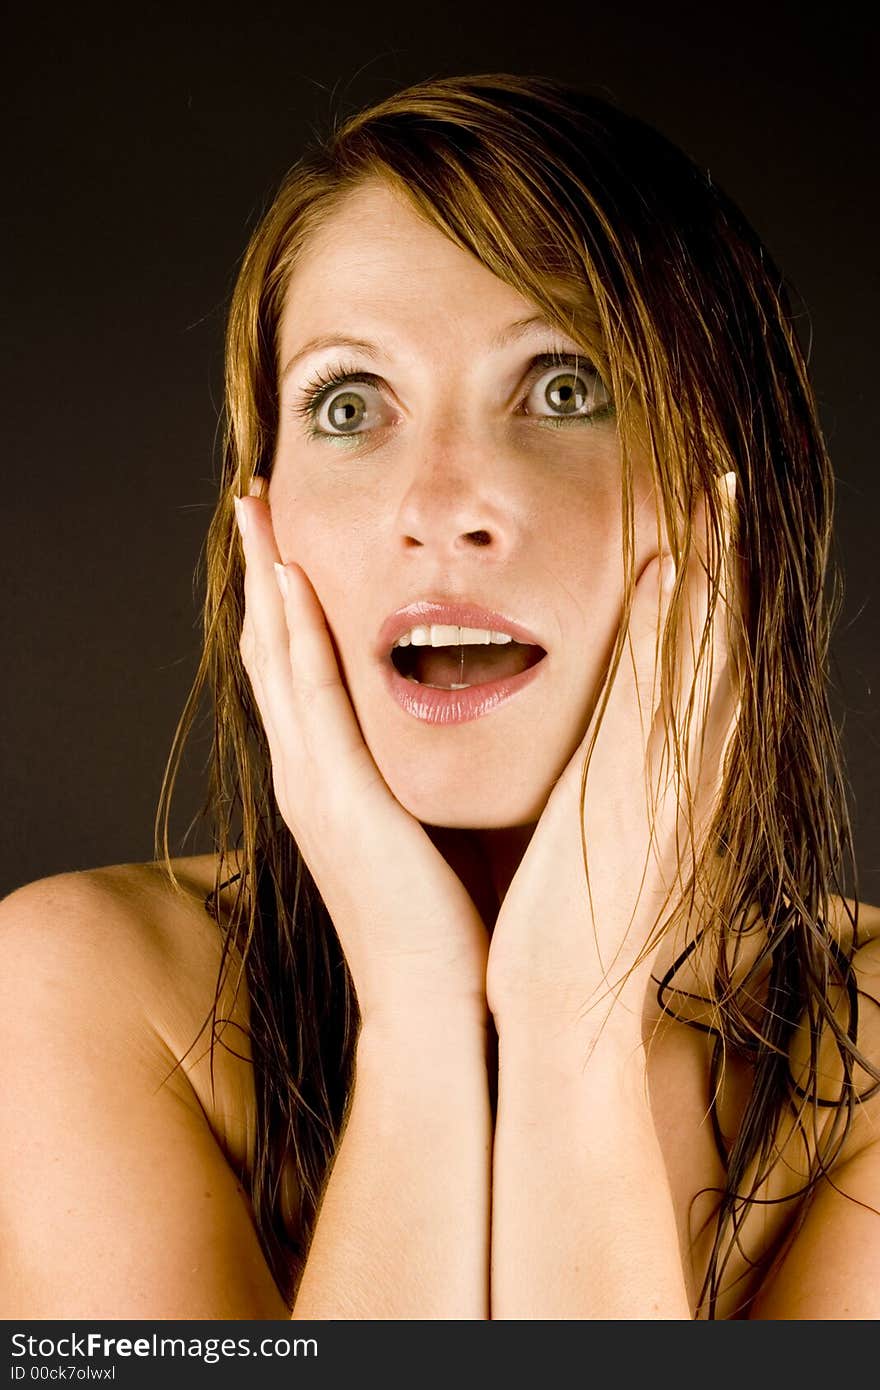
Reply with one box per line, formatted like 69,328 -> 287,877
490,1014 -> 691,1319
291,1016 -> 492,1319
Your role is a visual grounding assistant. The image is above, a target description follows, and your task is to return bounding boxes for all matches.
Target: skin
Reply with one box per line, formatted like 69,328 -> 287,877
235,179 -> 741,1314
268,178 -> 663,914
7,170 -> 862,1322
3,179 -> 879,1324
239,174 -> 741,1027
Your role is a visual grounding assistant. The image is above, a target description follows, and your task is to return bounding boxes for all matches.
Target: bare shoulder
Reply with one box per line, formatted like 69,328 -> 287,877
0,850 -> 243,970
0,853 -> 291,1319
832,893 -> 880,1024
746,893 -> 880,1318
0,853 -> 252,1118
804,893 -> 880,1080
0,855 -> 225,1010
846,894 -> 880,1092
849,895 -> 880,962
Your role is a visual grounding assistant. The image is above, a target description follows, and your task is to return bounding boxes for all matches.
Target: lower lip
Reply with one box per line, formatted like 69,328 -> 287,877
384,657 -> 546,725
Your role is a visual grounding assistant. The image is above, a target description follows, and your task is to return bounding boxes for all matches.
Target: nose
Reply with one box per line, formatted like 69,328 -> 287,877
393,427 -> 515,558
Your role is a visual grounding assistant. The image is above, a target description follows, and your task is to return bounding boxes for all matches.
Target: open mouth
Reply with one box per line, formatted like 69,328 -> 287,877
390,639 -> 547,690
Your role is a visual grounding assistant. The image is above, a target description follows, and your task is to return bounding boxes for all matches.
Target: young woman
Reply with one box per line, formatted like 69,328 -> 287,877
2,72 -> 879,1321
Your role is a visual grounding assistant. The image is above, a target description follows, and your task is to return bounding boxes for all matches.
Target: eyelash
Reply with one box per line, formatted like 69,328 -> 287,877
289,352 -> 615,443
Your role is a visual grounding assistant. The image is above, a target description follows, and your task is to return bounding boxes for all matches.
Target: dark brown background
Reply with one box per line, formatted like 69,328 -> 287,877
3,1 -> 877,900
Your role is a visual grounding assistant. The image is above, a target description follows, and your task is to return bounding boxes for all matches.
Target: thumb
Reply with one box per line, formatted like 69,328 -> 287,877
578,550 -> 677,789
625,551 -> 678,729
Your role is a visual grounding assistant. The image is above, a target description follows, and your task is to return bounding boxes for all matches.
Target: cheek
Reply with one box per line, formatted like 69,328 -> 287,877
534,476 -> 624,601
560,464 -> 660,593
266,483 -> 379,683
268,480 -> 372,582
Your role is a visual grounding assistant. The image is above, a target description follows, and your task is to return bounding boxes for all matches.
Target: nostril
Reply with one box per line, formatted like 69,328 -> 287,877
465,530 -> 492,547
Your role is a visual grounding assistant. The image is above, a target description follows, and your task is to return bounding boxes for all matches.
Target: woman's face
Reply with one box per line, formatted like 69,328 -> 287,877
271,179 -> 659,828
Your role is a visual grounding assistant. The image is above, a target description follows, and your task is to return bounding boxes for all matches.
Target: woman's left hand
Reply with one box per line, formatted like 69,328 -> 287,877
485,473 -> 741,1042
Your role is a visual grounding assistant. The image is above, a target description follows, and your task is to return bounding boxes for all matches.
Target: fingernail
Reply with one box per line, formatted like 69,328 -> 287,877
660,555 -> 677,592
722,471 -> 737,546
274,562 -> 289,599
233,495 -> 247,539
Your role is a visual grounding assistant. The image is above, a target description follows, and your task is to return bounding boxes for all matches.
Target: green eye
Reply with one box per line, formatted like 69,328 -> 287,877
523,355 -> 613,425
290,351 -> 615,444
291,362 -> 382,443
321,389 -> 370,433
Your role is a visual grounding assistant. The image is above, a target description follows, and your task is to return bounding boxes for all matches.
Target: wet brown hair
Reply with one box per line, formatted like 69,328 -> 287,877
155,72 -> 877,1315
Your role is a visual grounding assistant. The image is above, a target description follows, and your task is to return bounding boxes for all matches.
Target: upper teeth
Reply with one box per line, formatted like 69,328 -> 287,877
393,625 -> 515,648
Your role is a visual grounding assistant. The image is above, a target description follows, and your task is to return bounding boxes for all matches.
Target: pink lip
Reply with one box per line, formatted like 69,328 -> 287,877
383,657 -> 546,725
376,599 -> 543,658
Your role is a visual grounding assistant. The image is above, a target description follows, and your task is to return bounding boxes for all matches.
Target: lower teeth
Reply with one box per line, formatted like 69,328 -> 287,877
405,677 -> 471,690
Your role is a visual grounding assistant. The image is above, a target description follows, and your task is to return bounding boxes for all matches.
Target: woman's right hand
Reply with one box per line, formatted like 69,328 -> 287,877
234,484 -> 491,1030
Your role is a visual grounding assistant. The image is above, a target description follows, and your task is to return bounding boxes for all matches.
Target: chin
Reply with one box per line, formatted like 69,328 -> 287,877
380,753 -> 555,829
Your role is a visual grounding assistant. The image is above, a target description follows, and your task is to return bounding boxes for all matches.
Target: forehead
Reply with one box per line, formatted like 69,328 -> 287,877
296,179 -> 448,262
277,180 -> 545,347
289,178 -> 489,279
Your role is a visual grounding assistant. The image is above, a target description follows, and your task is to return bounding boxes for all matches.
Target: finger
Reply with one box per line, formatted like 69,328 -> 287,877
577,551 -> 678,947
589,473 -> 735,775
698,472 -> 742,819
655,472 -> 740,851
234,490 -> 383,815
657,472 -> 736,735
576,550 -> 677,842
274,560 -> 381,774
234,488 -> 312,821
688,473 -> 739,763
235,483 -> 288,659
234,488 -> 295,750
600,549 -> 677,752
236,493 -> 369,757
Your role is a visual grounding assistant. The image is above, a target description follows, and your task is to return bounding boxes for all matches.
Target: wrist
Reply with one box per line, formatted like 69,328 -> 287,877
355,1013 -> 493,1122
493,979 -> 645,1045
356,983 -> 489,1031
495,1000 -> 649,1095
357,1005 -> 491,1062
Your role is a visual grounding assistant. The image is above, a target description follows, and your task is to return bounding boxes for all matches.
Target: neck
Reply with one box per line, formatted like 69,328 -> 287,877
424,822 -> 537,933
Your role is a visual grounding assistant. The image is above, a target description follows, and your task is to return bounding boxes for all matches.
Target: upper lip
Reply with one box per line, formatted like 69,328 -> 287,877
377,599 -> 545,659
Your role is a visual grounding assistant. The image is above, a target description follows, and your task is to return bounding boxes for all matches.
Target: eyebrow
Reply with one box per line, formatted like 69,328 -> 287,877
278,314 -> 574,382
